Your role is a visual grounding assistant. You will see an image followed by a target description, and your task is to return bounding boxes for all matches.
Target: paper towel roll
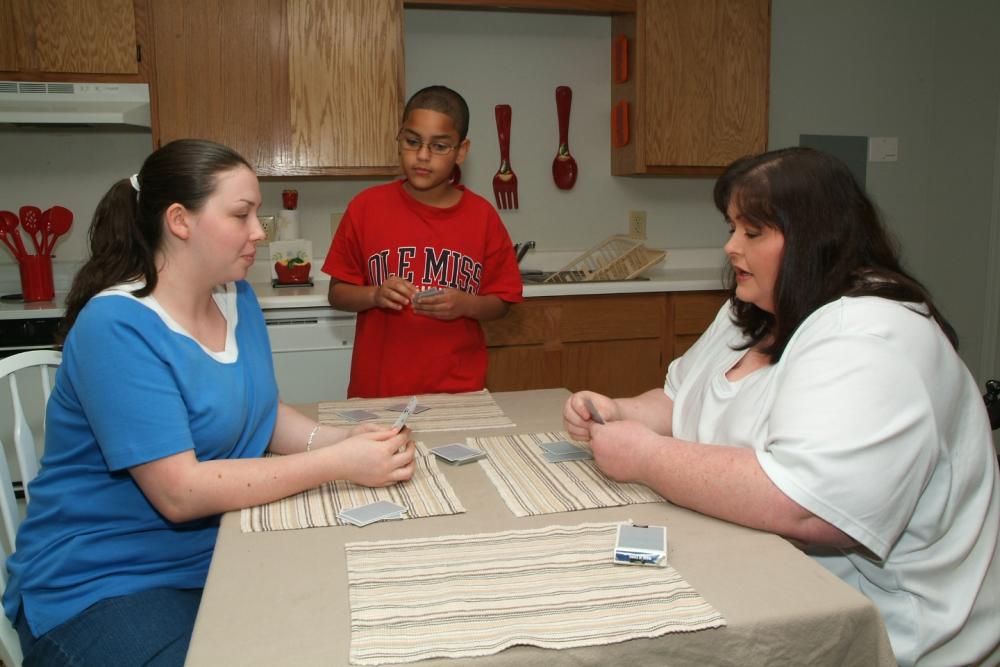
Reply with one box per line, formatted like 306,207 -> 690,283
276,209 -> 300,241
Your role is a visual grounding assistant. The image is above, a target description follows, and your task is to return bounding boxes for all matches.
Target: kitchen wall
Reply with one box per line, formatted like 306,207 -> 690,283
0,1 -> 998,387
770,0 -> 1000,388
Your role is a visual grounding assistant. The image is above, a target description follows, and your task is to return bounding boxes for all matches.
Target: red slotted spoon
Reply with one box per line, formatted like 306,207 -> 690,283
19,205 -> 43,254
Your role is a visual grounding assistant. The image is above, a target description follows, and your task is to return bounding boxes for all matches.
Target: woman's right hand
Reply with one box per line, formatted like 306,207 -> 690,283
329,428 -> 415,487
373,276 -> 415,311
563,391 -> 619,441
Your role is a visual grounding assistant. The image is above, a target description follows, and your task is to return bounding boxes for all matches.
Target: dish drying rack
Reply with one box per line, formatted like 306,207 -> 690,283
542,235 -> 666,283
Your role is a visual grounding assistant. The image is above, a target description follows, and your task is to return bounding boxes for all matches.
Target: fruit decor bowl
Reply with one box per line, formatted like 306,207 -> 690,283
274,260 -> 311,284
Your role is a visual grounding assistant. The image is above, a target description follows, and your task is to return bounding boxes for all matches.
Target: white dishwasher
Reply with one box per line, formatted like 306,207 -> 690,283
263,306 -> 355,405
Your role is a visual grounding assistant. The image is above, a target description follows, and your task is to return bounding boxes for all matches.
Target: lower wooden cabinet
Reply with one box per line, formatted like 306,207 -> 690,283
484,290 -> 726,397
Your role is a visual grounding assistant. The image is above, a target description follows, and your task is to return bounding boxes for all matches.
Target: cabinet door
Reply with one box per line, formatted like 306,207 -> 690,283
287,0 -> 404,172
612,0 -> 769,175
151,0 -> 403,176
4,0 -> 139,75
643,0 -> 769,169
0,1 -> 16,71
150,0 -> 287,169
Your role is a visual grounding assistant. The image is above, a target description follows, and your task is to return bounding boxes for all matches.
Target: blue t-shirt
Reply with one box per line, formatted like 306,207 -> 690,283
3,280 -> 278,637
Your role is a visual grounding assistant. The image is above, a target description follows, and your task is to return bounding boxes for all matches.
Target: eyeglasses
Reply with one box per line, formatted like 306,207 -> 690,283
396,132 -> 459,156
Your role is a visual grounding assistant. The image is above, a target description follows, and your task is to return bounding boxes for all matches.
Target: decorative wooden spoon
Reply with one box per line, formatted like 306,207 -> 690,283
552,86 -> 578,190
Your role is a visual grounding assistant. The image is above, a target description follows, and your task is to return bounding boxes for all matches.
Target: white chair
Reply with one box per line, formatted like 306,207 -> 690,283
0,349 -> 62,667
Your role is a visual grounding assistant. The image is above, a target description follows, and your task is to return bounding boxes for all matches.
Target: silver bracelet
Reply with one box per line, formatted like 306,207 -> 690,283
306,424 -> 322,451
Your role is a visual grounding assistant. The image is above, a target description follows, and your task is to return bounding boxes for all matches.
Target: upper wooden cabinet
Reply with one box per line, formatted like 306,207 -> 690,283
612,0 -> 770,175
150,0 -> 404,177
404,0 -> 634,12
0,0 -> 144,79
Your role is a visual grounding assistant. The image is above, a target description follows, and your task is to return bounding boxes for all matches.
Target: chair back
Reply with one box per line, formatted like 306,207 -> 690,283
0,349 -> 62,667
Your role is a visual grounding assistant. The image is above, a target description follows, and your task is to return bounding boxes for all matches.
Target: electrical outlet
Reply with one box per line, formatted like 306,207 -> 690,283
628,210 -> 647,239
330,211 -> 345,237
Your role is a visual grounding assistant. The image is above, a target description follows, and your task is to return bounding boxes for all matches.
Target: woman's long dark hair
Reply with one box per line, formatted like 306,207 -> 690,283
715,147 -> 957,360
59,139 -> 252,340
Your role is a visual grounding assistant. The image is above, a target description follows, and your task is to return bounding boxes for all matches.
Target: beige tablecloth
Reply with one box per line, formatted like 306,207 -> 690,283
185,389 -> 896,667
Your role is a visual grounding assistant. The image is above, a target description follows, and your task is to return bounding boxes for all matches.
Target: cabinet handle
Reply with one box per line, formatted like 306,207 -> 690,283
613,35 -> 628,84
612,100 -> 630,148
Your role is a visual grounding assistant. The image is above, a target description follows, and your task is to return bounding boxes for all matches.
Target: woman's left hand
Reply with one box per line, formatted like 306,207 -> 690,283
589,420 -> 659,484
348,422 -> 384,437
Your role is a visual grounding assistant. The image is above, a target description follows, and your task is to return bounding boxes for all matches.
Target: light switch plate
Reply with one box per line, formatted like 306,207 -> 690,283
868,137 -> 898,162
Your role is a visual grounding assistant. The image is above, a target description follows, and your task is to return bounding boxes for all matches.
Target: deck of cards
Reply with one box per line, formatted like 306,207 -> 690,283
430,443 -> 487,465
539,440 -> 593,463
584,397 -> 606,424
613,523 -> 667,567
338,500 -> 408,527
390,396 -> 420,431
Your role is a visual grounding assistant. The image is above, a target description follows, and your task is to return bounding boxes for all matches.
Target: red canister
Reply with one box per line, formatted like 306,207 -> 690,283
19,254 -> 55,302
281,189 -> 298,210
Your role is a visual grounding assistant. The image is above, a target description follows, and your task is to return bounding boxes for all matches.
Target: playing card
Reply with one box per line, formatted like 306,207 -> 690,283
584,397 -> 606,425
412,287 -> 444,300
430,443 -> 487,465
540,440 -> 590,456
543,450 -> 594,463
392,396 -> 418,431
338,409 -> 380,422
386,402 -> 431,414
338,500 -> 408,527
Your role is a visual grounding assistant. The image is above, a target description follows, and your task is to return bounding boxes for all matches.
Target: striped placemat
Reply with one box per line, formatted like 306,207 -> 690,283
472,432 -> 663,517
240,446 -> 464,532
346,522 -> 726,665
317,389 -> 515,432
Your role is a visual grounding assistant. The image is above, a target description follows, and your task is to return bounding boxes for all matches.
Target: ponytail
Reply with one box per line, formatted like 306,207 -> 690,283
58,139 -> 252,341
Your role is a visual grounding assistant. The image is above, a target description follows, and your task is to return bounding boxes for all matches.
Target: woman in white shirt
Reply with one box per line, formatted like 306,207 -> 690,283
564,147 -> 1000,667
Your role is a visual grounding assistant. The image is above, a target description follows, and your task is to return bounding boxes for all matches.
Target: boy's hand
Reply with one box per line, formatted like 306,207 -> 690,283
374,276 -> 416,311
411,288 -> 471,321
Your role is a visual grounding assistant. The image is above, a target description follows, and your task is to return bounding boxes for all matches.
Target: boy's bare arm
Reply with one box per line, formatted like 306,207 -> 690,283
328,278 -> 414,312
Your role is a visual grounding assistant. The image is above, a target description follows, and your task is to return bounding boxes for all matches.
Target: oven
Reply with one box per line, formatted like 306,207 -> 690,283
263,306 -> 355,405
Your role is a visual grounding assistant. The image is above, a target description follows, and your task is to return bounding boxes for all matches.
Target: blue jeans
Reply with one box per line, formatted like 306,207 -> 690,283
14,587 -> 202,667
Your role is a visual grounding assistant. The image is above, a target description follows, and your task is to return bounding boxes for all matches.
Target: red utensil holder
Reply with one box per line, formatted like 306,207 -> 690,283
19,254 -> 55,302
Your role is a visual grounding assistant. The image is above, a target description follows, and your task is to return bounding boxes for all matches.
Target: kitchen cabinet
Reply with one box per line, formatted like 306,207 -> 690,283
404,0 -> 634,12
483,290 -> 726,396
0,0 -> 148,80
611,0 -> 770,175
150,0 -> 404,177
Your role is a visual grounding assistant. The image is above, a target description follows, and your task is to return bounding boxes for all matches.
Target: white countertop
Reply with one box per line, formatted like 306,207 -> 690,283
253,247 -> 725,308
0,248 -> 726,318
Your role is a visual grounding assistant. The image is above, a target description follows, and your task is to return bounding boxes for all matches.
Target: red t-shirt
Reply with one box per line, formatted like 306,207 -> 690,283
322,180 -> 524,398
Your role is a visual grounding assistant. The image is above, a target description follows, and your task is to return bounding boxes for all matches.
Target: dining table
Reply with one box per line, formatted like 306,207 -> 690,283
184,388 -> 896,667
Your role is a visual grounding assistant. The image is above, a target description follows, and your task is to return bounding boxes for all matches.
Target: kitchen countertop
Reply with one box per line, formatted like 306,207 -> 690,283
0,248 -> 726,318
253,247 -> 725,309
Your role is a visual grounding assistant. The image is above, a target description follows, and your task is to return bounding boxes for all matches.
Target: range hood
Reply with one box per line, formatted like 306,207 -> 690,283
0,81 -> 150,128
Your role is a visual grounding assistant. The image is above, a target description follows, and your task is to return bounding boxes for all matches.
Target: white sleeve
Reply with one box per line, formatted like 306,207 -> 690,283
756,332 -> 937,559
665,302 -> 734,400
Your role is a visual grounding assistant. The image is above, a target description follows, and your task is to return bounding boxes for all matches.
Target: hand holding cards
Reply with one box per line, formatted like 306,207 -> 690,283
613,523 -> 667,567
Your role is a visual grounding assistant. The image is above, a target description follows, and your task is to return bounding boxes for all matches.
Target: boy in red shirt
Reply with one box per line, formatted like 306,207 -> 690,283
322,85 -> 523,398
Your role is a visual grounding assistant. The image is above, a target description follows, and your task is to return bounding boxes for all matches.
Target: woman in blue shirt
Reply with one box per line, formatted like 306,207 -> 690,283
3,139 -> 415,666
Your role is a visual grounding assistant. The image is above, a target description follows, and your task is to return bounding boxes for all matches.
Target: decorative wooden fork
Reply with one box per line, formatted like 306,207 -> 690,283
492,104 -> 518,210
